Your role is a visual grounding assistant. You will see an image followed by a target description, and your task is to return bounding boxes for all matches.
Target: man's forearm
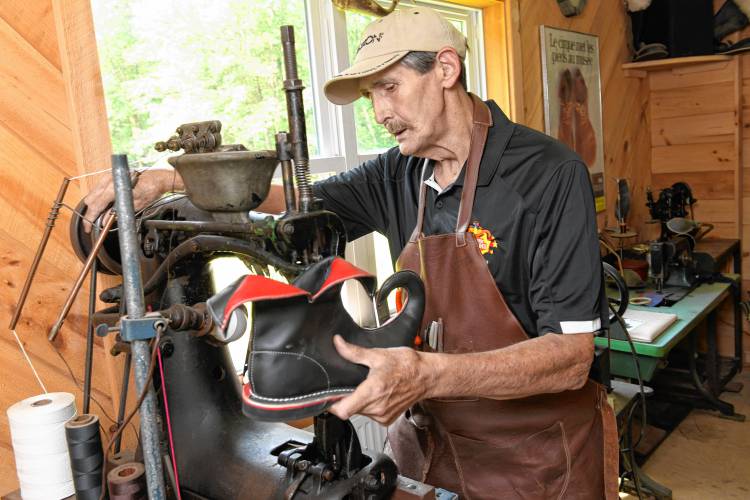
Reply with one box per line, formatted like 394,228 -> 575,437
420,332 -> 594,401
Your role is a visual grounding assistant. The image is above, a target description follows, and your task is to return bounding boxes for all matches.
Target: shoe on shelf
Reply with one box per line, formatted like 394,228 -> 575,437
633,42 -> 669,62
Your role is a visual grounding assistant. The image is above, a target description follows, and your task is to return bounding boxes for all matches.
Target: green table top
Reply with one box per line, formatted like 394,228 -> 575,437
595,278 -> 734,358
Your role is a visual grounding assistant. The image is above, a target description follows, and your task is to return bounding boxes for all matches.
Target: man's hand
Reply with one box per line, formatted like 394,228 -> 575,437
82,169 -> 184,232
328,335 -> 431,425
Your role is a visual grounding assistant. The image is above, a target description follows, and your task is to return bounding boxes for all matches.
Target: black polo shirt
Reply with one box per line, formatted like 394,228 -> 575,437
313,100 -> 605,337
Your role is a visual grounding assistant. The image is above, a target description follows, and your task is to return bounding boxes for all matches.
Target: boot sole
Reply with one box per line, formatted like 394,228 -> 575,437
242,384 -> 352,422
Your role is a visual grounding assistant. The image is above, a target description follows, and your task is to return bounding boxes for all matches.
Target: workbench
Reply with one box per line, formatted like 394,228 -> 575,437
596,275 -> 744,420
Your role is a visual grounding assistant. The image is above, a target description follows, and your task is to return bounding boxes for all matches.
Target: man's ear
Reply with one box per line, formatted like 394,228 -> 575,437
435,48 -> 462,89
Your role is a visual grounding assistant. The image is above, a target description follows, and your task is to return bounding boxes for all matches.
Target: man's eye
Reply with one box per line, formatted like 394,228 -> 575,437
385,84 -> 396,92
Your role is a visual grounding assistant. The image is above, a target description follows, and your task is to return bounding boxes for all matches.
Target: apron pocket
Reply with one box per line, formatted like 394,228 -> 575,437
446,421 -> 571,499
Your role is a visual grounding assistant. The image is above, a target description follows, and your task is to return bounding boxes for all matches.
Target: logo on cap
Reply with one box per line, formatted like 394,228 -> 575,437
357,32 -> 384,54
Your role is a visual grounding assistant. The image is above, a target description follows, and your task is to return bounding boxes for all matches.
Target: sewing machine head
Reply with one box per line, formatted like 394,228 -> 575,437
648,235 -> 696,293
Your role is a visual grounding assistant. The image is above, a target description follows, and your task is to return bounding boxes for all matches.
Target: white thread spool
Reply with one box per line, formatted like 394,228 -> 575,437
7,392 -> 76,499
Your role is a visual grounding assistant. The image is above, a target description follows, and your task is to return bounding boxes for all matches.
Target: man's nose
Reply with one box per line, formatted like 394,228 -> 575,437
372,96 -> 389,125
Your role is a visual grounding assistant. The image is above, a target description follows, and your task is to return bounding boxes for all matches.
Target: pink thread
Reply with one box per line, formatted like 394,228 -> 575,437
157,347 -> 182,499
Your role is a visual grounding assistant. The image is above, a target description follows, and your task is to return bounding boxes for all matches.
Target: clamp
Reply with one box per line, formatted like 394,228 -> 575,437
119,312 -> 168,342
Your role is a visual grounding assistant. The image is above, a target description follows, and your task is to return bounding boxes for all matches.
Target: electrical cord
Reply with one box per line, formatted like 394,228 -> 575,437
49,341 -> 141,445
600,236 -> 624,274
608,302 -> 646,500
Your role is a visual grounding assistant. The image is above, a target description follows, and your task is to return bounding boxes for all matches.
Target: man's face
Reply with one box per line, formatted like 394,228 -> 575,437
359,62 -> 444,157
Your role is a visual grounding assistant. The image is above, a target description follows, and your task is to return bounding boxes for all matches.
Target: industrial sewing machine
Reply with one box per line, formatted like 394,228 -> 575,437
59,26 -> 445,500
645,183 -> 715,296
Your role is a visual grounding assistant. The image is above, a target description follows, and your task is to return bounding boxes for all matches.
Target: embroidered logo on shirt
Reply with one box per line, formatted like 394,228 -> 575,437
468,221 -> 498,255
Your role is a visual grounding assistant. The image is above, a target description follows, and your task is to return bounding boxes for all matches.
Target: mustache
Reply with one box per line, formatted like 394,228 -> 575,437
384,120 -> 407,135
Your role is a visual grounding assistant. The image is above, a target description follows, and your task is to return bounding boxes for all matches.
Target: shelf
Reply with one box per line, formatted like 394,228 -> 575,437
622,55 -> 733,78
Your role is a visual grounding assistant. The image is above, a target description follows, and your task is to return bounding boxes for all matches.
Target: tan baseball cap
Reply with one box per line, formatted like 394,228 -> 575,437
323,7 -> 467,105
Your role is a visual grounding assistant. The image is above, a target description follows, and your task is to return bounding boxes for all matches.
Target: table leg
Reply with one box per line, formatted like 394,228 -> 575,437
731,274 -> 743,381
688,330 -> 741,419
706,311 -> 720,395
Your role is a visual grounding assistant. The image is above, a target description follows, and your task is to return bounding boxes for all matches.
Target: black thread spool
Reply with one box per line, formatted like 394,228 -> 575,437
108,462 -> 147,500
65,414 -> 104,500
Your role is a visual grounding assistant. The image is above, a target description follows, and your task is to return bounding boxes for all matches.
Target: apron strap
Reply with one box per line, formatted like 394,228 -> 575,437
407,94 -> 492,245
455,95 -> 492,246
408,160 -> 431,244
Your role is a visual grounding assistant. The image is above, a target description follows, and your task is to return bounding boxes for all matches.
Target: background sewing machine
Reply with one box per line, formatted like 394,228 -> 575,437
643,183 -> 716,301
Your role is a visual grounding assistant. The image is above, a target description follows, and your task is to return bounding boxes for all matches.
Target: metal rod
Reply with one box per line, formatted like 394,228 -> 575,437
111,154 -> 166,499
280,25 -> 313,213
142,219 -> 273,237
82,258 -> 97,414
276,131 -> 297,213
114,352 -> 132,453
48,210 -> 116,342
9,178 -> 70,330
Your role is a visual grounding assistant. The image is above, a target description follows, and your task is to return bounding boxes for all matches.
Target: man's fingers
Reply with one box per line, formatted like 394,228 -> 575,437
328,385 -> 370,421
81,198 -> 101,233
333,334 -> 371,366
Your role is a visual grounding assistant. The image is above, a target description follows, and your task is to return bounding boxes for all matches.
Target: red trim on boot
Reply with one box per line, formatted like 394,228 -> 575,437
222,258 -> 374,327
222,275 -> 307,327
312,258 -> 374,300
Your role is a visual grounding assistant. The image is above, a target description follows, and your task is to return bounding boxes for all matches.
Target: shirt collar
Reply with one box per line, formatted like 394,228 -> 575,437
421,100 -> 515,191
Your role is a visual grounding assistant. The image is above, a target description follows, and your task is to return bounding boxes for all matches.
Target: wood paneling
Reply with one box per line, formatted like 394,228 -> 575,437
651,142 -> 736,174
0,0 -> 117,492
652,171 -> 735,200
0,2 -> 61,70
651,82 -> 735,120
648,60 -> 734,91
651,112 -> 735,147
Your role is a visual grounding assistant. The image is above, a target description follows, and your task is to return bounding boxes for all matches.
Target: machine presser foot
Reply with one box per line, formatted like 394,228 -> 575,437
272,413 -> 398,499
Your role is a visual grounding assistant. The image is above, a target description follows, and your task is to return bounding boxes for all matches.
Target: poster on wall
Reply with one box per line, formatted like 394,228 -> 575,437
540,26 -> 605,212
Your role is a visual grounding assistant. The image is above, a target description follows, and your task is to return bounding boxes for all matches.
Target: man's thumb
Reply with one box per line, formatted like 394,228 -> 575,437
333,335 -> 365,364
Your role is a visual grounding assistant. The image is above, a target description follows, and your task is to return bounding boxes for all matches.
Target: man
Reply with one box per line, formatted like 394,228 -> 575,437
85,7 -> 617,499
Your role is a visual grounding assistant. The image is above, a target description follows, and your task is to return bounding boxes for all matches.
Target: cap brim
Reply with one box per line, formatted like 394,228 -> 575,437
323,51 -> 409,105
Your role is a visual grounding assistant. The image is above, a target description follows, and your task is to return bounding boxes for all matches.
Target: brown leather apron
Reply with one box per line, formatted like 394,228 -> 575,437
389,95 -> 619,500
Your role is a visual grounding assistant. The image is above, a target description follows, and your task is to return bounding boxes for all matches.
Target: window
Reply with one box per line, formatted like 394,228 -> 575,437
92,0 -> 486,178
91,0 -> 319,164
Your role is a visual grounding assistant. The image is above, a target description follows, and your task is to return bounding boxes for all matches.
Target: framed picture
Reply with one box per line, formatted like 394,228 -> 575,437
540,26 -> 605,212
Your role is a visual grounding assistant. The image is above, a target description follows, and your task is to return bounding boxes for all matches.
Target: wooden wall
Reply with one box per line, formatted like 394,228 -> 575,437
647,58 -> 741,240
0,0 -> 119,492
509,0 -> 654,237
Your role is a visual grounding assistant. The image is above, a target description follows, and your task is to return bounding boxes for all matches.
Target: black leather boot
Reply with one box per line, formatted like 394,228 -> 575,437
207,257 -> 425,421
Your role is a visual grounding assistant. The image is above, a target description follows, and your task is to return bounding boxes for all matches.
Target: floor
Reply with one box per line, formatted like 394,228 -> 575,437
622,371 -> 750,499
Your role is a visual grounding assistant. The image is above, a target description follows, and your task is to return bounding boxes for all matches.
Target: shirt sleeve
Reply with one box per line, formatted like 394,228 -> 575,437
529,160 -> 605,335
312,152 -> 392,242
